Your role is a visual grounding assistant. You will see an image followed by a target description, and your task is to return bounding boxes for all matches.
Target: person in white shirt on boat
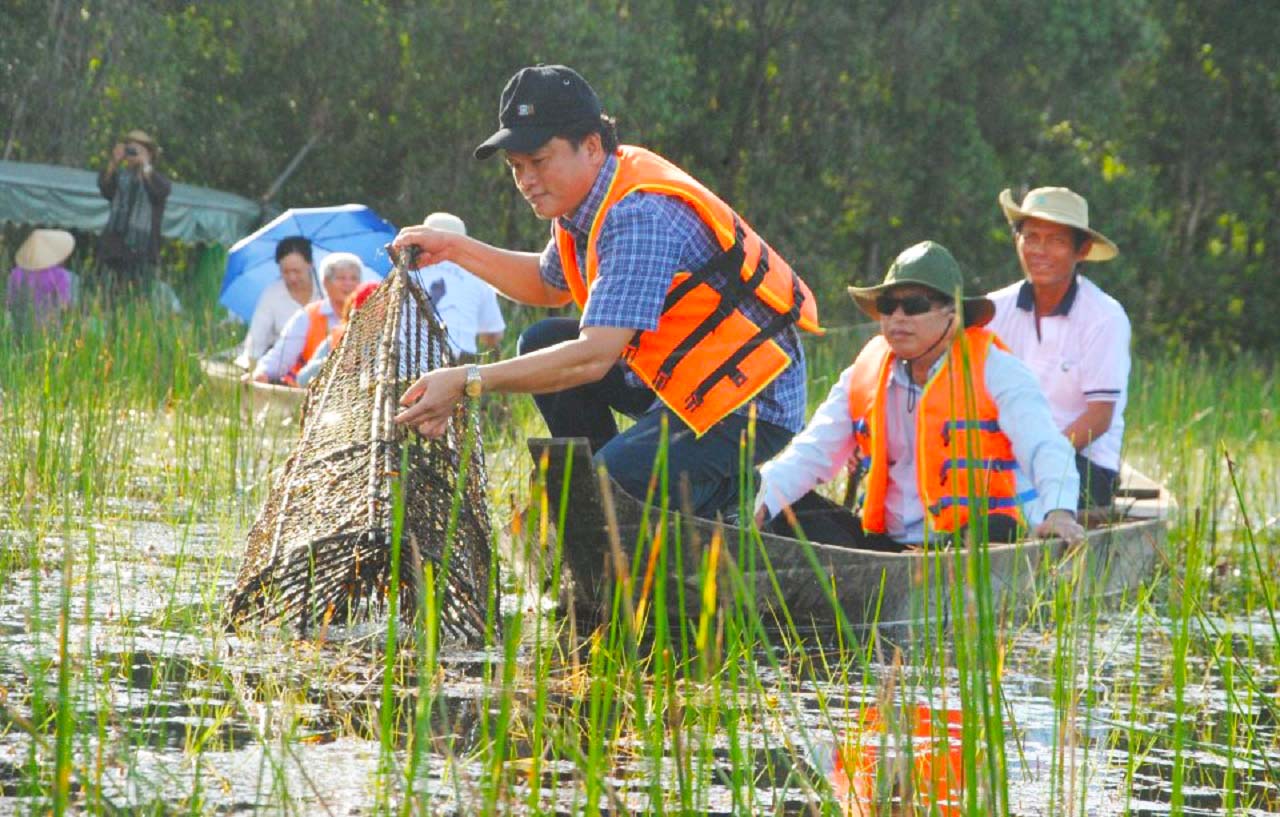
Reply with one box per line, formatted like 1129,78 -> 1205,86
239,236 -> 319,367
252,252 -> 361,384
409,212 -> 506,363
987,187 -> 1130,509
754,241 -> 1084,551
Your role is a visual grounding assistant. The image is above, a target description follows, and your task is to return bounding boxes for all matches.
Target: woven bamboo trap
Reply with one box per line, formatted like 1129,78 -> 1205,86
226,250 -> 493,642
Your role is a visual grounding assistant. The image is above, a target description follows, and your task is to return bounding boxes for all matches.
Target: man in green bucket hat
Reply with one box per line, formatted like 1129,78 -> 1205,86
755,240 -> 1084,550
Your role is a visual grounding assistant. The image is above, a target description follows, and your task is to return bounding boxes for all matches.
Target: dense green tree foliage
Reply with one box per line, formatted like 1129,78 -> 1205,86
2,0 -> 1277,350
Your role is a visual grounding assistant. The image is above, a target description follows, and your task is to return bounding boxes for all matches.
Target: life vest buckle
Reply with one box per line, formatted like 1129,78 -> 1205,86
653,371 -> 671,390
728,368 -> 748,387
712,295 -> 736,323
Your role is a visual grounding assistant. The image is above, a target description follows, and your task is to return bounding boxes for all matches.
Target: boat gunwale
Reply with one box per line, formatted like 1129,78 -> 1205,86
528,436 -> 1173,560
527,436 -> 1173,628
199,356 -> 306,411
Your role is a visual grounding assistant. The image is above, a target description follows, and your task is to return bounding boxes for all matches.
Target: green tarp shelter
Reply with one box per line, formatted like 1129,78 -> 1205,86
0,159 -> 262,245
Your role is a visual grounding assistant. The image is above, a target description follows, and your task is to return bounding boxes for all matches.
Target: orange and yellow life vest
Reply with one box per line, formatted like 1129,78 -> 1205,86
554,146 -> 823,436
282,301 -> 332,386
846,327 -> 1031,535
327,322 -> 347,351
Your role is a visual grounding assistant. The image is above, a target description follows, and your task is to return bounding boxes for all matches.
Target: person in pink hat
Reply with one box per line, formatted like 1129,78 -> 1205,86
8,229 -> 76,329
987,186 -> 1130,510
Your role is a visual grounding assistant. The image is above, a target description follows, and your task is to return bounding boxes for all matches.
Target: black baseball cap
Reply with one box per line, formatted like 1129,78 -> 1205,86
474,65 -> 603,160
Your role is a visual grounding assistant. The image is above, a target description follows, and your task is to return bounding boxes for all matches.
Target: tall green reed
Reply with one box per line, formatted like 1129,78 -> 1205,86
4,280 -> 1279,817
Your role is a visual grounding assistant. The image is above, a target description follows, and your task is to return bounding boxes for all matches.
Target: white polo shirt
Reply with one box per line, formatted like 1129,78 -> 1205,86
988,274 -> 1130,471
409,261 -> 505,356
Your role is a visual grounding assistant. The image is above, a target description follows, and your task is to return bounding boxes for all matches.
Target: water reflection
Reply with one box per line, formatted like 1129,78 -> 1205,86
822,704 -> 963,816
0,509 -> 1277,814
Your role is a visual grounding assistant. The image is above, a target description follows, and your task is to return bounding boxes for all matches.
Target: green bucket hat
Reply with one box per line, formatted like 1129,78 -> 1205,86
847,240 -> 994,327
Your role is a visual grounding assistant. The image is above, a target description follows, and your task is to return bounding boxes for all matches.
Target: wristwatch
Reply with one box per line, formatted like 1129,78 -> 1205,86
464,364 -> 483,399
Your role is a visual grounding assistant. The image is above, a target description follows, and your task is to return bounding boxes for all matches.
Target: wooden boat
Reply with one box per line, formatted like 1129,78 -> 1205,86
199,357 -> 306,417
526,438 -> 1175,635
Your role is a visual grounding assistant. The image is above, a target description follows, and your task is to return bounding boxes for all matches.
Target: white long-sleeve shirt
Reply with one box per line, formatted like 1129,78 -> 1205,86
252,297 -> 341,381
241,279 -> 314,363
757,343 -> 1079,543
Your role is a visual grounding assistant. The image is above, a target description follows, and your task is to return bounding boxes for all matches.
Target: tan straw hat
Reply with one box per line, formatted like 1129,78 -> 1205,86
998,186 -> 1118,262
15,229 -> 75,270
124,129 -> 160,154
422,211 -> 467,236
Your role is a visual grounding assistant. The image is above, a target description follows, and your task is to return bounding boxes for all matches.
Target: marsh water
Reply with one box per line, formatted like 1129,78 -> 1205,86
1,406 -> 1276,816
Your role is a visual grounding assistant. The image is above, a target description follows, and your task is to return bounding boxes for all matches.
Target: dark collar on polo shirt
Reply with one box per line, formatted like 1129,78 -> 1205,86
1016,273 -> 1079,316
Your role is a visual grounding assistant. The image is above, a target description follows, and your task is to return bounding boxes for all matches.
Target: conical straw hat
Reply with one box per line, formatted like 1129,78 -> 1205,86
15,229 -> 75,270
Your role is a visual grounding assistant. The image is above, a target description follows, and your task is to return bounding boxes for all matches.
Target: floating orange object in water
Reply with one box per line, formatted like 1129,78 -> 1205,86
828,704 -> 964,816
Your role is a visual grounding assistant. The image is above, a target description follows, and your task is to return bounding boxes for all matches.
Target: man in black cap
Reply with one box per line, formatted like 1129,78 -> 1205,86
393,64 -> 823,516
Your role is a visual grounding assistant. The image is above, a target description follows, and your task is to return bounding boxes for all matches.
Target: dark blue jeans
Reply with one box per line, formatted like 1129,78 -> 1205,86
763,490 -> 1019,551
518,317 -> 794,517
1077,454 -> 1118,509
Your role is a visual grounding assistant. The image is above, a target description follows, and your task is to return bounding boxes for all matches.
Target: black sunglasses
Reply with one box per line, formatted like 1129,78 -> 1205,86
875,292 -> 943,316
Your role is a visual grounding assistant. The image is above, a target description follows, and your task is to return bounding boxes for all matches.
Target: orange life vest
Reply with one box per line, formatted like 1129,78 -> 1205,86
327,323 -> 347,350
846,327 -> 1031,535
554,146 -> 823,436
282,301 -> 331,386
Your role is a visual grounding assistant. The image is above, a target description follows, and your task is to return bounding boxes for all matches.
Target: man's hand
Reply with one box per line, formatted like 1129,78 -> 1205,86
1035,509 -> 1085,546
391,226 -> 459,269
394,366 -> 468,438
110,142 -> 125,163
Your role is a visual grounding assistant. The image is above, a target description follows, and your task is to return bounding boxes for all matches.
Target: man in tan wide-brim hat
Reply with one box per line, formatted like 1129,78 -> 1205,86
988,186 -> 1132,511
753,240 -> 1085,552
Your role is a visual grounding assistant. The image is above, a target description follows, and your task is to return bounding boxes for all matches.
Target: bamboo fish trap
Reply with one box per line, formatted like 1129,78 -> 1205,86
226,249 -> 493,642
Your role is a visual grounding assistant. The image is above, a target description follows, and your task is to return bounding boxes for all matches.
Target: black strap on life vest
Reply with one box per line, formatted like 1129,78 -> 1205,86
683,272 -> 804,411
661,218 -> 748,312
625,220 -> 746,368
651,218 -> 771,389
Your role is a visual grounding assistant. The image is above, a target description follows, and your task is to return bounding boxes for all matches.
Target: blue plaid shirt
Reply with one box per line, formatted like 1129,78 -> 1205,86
539,153 -> 807,432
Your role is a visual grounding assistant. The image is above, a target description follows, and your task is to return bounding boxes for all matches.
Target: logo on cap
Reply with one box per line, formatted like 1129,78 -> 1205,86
517,104 -> 535,117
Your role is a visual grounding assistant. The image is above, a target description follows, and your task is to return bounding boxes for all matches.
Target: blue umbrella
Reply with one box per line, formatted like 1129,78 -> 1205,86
220,204 -> 398,321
